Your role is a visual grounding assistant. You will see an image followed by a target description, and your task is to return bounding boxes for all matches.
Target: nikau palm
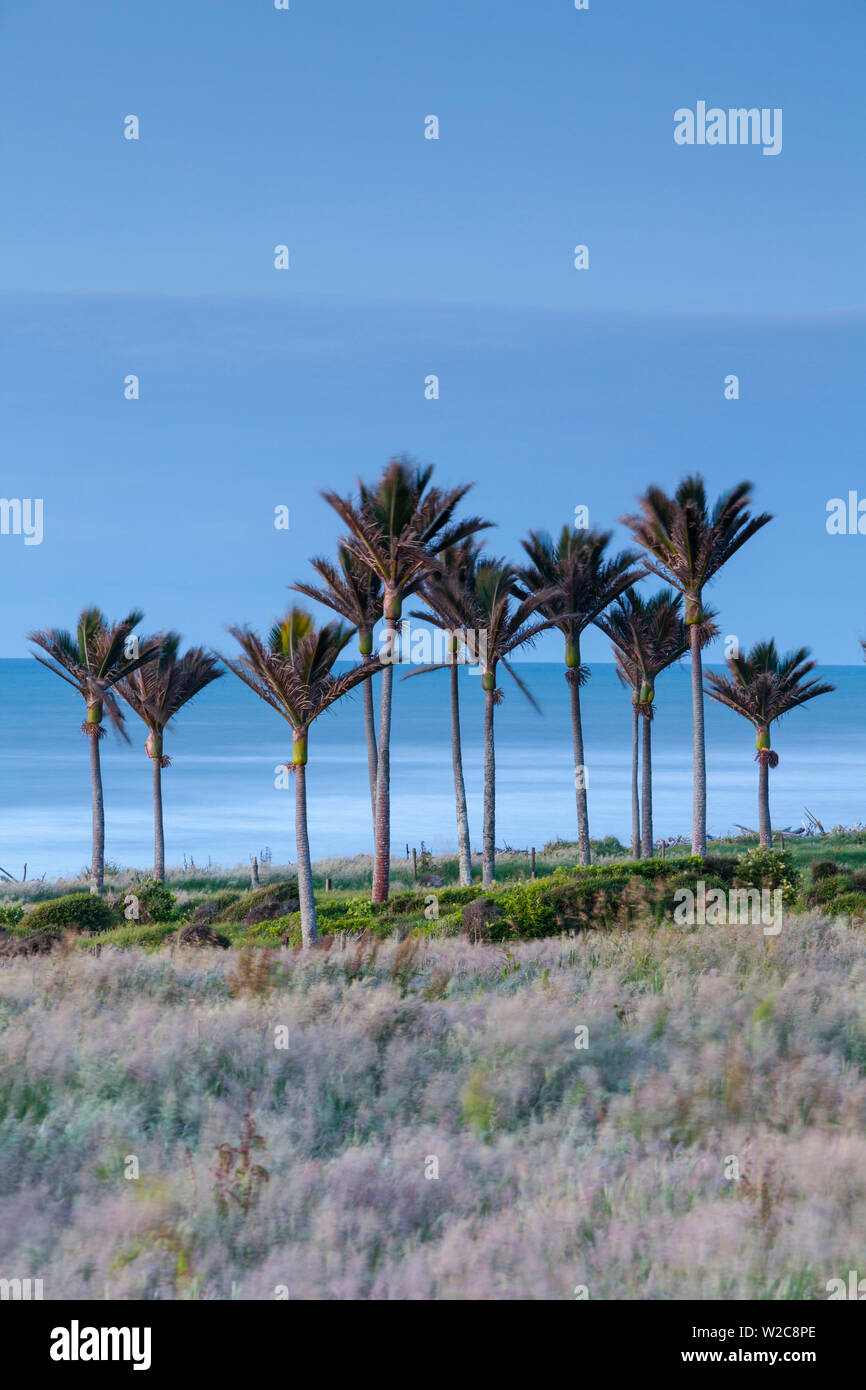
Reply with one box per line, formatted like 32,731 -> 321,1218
598,589 -> 712,858
117,635 -> 223,882
409,538 -> 484,886
472,560 -> 573,888
705,641 -> 834,847
291,547 -> 383,830
405,557 -> 558,889
322,458 -> 490,903
223,609 -> 382,944
621,478 -> 771,857
518,527 -> 641,866
29,610 -> 161,894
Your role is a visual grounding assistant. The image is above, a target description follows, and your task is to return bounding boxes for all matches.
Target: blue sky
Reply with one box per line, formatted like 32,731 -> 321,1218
0,0 -> 863,660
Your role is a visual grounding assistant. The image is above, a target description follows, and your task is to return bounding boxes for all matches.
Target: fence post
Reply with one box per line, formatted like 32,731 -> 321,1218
251,856 -> 259,888
531,847 -> 536,880
412,848 -> 418,884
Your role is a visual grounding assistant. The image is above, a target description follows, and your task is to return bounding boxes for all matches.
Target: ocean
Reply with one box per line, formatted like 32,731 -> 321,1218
0,659 -> 862,880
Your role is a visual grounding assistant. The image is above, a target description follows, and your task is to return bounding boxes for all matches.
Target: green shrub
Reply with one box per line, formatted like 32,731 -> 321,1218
214,881 -> 299,924
541,835 -> 627,858
733,847 -> 800,906
26,893 -> 117,933
181,889 -> 244,920
132,878 -> 177,922
827,892 -> 866,922
0,904 -> 25,926
497,881 -> 559,938
591,835 -> 627,858
700,856 -> 739,884
811,859 -> 841,883
805,875 -> 853,908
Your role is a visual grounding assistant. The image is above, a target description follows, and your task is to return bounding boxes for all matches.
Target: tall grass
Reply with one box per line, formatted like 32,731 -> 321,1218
1,911 -> 865,1298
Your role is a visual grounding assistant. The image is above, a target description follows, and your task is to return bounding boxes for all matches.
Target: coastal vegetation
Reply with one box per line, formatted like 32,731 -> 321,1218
10,460 -> 841,944
1,899 -> 866,1299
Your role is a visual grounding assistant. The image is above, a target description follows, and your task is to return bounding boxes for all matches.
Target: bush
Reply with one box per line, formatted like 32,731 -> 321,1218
215,881 -> 299,925
497,881 -> 559,938
827,892 -> 866,922
700,856 -> 739,884
461,897 -> 507,942
733,847 -> 800,907
131,878 -> 176,923
0,904 -> 24,926
591,835 -> 627,858
811,859 -> 841,883
26,893 -> 117,933
805,875 -> 853,909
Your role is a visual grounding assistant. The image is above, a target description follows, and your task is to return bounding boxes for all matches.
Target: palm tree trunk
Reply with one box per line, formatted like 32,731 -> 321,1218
450,663 -> 472,886
89,732 -> 105,895
372,628 -> 394,903
482,686 -> 496,888
757,759 -> 772,847
640,714 -> 653,858
363,658 -> 378,824
153,756 -> 165,883
295,763 -> 318,945
569,674 -> 591,867
689,619 -> 707,858
631,704 -> 641,859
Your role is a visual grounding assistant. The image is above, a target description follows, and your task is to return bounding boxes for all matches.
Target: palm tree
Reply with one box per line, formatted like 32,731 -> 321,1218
116,635 -> 223,882
705,641 -> 834,847
596,595 -> 652,859
290,547 -> 383,830
598,590 -> 713,858
222,608 -> 382,944
406,556 -> 560,887
473,560 -> 574,887
407,556 -> 560,890
321,457 -> 491,902
29,609 -> 161,893
621,478 -> 772,856
517,527 -> 642,866
409,538 -> 484,886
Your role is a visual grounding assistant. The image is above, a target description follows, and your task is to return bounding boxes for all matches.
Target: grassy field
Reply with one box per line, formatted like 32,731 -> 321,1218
2,905 -> 866,1298
2,834 -> 866,1299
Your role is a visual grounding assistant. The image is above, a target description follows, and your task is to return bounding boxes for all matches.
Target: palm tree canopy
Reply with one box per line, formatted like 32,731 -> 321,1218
410,537 -> 485,641
223,607 -> 382,733
516,525 -> 643,656
597,587 -> 718,702
404,555 -> 566,710
321,456 -> 492,614
705,640 -> 835,732
620,476 -> 772,612
290,545 -> 384,652
29,608 -> 161,735
117,632 -> 223,735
